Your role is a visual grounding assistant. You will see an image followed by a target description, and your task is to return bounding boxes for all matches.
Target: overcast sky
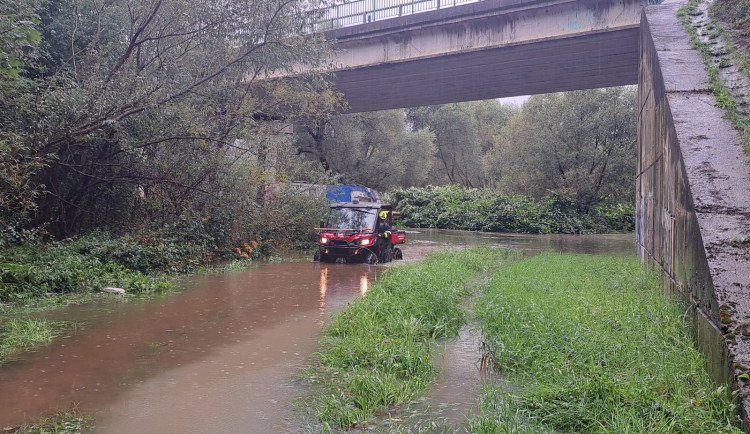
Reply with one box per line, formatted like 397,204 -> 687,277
497,95 -> 530,106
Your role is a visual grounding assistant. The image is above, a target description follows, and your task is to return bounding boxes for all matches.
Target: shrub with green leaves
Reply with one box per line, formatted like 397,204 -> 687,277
0,233 -> 174,302
386,185 -> 635,234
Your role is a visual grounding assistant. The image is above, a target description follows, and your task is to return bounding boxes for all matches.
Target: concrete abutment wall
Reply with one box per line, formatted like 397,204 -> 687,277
638,0 -> 750,427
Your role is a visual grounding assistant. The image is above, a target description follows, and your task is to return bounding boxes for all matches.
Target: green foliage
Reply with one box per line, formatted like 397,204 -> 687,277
0,0 -> 341,244
0,318 -> 63,361
0,233 -> 176,302
301,248 -> 517,429
297,100 -> 520,190
485,88 -> 638,211
711,0 -> 750,32
257,185 -> 330,250
406,101 -> 520,188
472,253 -> 741,432
5,409 -> 94,434
386,185 -> 635,234
295,110 -> 438,190
0,0 -> 42,78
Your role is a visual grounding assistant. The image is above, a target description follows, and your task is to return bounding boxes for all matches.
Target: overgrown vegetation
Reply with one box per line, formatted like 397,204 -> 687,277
0,226 -> 290,303
3,409 -> 93,434
484,88 -> 638,211
1,233 -> 170,303
711,0 -> 750,37
678,0 -> 750,155
471,253 -> 741,433
295,89 -> 638,209
387,185 -> 635,234
0,318 -> 72,362
300,248 -> 518,430
1,0 -> 339,243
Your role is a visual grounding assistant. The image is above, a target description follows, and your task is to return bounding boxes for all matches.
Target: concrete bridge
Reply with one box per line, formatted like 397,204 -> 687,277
299,0 -> 750,426
311,0 -> 647,112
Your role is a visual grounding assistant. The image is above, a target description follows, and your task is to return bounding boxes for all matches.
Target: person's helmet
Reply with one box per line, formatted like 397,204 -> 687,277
379,210 -> 388,220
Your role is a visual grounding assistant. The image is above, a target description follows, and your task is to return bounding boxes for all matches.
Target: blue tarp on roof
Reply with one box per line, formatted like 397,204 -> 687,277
326,185 -> 379,202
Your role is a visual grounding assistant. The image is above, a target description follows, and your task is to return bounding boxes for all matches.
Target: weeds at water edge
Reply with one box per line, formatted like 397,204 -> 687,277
2,409 -> 93,434
0,318 -> 78,365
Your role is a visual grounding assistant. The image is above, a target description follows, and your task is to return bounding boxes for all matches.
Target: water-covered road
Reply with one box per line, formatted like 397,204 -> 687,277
0,230 -> 634,431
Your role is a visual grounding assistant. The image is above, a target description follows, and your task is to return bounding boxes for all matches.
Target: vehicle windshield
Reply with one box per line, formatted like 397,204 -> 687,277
326,207 -> 377,231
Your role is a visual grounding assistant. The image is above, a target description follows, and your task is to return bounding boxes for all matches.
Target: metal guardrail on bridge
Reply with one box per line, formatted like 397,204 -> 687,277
307,0 -> 481,32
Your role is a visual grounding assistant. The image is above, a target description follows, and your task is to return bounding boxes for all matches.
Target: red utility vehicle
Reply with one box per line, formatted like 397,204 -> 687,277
313,201 -> 405,264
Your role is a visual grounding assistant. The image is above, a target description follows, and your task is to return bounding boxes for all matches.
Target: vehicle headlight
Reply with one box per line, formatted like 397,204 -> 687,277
360,238 -> 372,246
320,236 -> 329,244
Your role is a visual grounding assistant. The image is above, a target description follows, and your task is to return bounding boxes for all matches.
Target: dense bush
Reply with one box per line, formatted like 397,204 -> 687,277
0,186 -> 326,302
386,185 -> 635,234
0,234 -> 174,302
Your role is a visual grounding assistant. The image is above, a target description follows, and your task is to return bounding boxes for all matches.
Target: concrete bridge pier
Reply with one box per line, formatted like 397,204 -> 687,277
638,0 -> 750,426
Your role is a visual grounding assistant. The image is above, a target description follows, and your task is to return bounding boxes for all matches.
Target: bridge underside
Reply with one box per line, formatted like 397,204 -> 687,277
334,26 -> 639,112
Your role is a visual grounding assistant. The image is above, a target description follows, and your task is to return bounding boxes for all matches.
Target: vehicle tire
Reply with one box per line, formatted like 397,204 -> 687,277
363,251 -> 377,265
393,248 -> 403,260
315,250 -> 335,263
381,246 -> 392,263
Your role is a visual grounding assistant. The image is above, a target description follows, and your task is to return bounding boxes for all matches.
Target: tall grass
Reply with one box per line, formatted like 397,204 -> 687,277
0,318 -> 67,362
301,248 -> 518,430
4,409 -> 93,434
472,253 -> 741,433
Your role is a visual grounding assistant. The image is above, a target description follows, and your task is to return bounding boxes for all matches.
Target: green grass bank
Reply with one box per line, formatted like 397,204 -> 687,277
300,247 -> 518,430
301,251 -> 741,432
472,253 -> 741,433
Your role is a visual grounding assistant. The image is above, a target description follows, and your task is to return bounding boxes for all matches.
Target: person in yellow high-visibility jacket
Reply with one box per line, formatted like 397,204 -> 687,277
375,210 -> 393,262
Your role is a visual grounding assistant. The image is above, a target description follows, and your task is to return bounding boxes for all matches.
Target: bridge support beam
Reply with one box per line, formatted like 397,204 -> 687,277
639,0 -> 750,427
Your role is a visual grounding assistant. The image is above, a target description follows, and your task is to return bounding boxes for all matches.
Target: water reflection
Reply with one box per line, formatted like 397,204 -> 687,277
407,228 -> 635,256
360,274 -> 370,296
319,266 -> 328,322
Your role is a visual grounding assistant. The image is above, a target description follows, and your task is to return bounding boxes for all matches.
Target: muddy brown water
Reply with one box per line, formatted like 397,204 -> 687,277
0,230 -> 634,432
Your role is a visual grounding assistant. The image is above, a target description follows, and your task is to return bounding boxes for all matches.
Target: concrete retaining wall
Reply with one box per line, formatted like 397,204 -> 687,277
638,0 -> 750,427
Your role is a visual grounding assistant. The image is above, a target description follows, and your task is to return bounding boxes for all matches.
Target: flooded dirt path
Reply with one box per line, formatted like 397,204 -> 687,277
0,230 -> 634,431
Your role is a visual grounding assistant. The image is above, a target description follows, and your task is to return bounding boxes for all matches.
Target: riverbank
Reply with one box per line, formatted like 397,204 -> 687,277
386,185 -> 635,235
300,249 -> 742,432
0,231 -> 275,367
